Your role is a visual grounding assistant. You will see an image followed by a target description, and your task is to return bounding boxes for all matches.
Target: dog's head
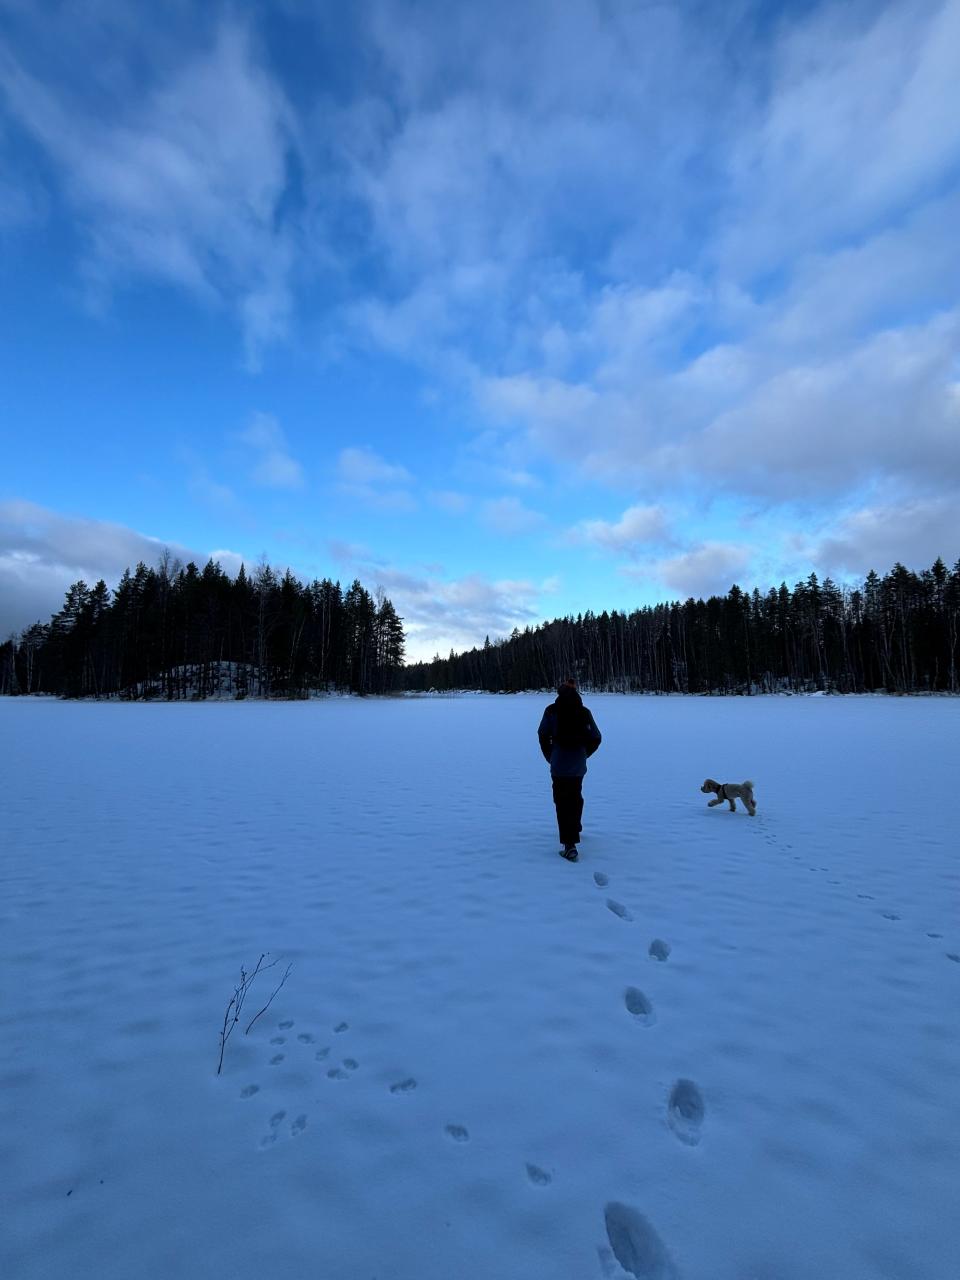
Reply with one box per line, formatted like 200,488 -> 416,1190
700,779 -> 719,794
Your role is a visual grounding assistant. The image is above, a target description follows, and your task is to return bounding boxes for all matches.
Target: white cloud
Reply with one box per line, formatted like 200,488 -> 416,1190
476,267 -> 960,500
208,548 -> 246,578
0,500 -> 245,637
327,540 -> 546,660
632,542 -> 753,600
380,569 -> 546,662
572,505 -> 670,556
795,495 -> 959,578
239,413 -> 305,490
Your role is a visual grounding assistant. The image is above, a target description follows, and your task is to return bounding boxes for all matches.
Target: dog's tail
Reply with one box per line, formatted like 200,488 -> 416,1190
742,780 -> 754,790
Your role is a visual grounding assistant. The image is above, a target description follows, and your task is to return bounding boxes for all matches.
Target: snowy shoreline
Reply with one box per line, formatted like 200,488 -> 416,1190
4,686 -> 960,705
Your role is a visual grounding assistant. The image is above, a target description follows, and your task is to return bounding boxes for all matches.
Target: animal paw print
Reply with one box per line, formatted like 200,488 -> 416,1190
260,1110 -> 286,1148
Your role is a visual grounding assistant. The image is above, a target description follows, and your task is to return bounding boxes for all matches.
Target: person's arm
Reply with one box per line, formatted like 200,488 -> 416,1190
584,715 -> 601,757
537,709 -> 554,762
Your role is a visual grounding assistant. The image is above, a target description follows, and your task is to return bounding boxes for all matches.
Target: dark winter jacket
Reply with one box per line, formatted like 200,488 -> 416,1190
537,686 -> 602,778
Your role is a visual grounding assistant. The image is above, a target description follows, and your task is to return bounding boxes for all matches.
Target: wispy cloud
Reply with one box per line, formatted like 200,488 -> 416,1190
479,496 -> 545,536
328,538 -> 388,570
0,19 -> 297,368
429,490 -> 470,514
719,0 -> 960,271
327,0 -> 960,527
188,471 -> 238,508
336,447 -> 417,511
240,413 -> 305,490
329,540 -> 550,659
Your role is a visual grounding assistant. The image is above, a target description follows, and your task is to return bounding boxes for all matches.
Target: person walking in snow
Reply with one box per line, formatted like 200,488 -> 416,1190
538,678 -> 602,862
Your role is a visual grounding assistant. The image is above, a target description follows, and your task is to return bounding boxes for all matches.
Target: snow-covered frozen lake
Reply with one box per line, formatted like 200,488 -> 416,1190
2,694 -> 958,1280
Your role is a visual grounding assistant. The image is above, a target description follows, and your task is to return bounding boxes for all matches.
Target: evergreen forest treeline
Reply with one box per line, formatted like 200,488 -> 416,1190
404,558 -> 960,695
0,557 -> 405,698
3,555 -> 958,700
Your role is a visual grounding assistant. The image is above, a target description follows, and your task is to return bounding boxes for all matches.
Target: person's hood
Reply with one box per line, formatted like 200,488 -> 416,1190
555,685 -> 583,708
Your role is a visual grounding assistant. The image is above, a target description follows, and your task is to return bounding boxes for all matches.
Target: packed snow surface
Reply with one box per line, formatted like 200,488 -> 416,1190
2,694 -> 958,1280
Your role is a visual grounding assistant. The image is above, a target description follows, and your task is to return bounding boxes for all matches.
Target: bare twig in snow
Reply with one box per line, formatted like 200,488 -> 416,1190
216,953 -> 289,1075
244,963 -> 293,1035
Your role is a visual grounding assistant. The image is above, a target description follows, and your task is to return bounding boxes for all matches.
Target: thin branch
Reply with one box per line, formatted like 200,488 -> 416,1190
245,963 -> 293,1035
216,952 -> 285,1075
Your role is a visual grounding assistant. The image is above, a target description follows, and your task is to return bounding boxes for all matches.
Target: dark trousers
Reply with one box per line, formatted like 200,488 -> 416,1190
551,776 -> 584,846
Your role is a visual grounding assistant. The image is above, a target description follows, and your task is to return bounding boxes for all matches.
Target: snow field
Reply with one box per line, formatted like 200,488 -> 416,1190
1,694 -> 958,1280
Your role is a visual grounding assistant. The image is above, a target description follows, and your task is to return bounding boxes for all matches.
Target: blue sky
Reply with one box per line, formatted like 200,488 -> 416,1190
2,0 -> 959,660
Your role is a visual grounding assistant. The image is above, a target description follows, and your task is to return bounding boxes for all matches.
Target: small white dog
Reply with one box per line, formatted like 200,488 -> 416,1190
701,778 -> 757,816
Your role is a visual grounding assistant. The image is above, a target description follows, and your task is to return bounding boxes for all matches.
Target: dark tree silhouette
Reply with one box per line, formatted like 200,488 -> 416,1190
0,557 -> 406,699
402,557 -> 960,696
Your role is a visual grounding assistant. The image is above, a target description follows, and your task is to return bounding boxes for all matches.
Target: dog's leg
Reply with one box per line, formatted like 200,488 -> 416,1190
727,798 -> 736,811
707,797 -> 723,807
